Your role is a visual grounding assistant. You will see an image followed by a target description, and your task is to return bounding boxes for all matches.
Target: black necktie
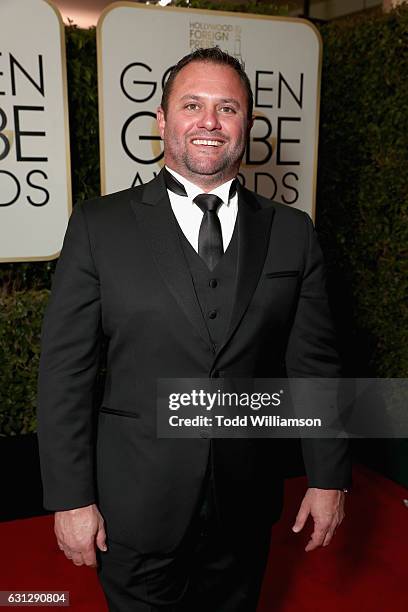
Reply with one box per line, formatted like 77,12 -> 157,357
163,168 -> 238,270
193,193 -> 224,271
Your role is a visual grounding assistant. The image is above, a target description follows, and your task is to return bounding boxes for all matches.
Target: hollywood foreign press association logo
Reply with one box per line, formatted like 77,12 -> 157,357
189,20 -> 242,60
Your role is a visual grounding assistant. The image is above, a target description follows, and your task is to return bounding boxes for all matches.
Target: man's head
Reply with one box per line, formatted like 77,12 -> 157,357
161,48 -> 253,121
157,47 -> 254,190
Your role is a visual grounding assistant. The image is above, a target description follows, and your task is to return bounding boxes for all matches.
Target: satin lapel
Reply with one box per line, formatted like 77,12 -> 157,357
220,185 -> 275,352
129,171 -> 212,350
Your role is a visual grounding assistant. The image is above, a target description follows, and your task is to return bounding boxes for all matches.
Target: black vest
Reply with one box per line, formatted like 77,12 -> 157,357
176,218 -> 239,353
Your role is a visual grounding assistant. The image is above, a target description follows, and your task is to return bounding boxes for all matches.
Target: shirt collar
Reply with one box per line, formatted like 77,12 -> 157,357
165,166 -> 235,206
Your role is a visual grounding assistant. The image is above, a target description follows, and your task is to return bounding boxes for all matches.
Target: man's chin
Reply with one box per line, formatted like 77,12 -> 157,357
184,159 -> 229,177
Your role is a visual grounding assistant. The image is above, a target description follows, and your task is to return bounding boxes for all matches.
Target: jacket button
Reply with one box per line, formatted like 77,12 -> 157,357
209,310 -> 217,319
209,279 -> 218,288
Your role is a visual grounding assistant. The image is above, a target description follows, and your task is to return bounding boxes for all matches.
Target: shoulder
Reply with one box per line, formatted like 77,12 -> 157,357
79,184 -> 143,214
72,182 -> 149,230
240,185 -> 314,227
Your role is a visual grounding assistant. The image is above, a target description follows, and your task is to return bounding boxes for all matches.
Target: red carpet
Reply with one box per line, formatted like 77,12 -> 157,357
0,464 -> 407,611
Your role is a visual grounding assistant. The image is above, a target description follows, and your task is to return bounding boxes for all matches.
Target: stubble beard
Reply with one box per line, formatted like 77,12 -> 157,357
183,149 -> 232,178
166,132 -> 247,185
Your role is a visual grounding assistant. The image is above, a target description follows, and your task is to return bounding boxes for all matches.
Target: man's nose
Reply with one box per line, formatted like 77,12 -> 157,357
197,108 -> 221,131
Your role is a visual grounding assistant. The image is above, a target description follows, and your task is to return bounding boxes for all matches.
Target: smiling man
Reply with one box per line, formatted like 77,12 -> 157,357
157,57 -> 250,188
37,48 -> 350,612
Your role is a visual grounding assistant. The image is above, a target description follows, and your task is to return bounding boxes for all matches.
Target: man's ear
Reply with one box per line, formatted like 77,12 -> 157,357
157,106 -> 166,139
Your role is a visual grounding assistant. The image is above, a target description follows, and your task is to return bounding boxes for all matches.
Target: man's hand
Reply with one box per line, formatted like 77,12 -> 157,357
54,504 -> 107,567
292,488 -> 345,552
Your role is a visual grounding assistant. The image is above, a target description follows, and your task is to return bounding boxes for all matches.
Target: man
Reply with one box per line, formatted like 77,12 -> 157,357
37,48 -> 350,611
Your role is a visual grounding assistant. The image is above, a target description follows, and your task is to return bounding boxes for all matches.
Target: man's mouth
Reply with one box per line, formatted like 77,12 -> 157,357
191,139 -> 224,147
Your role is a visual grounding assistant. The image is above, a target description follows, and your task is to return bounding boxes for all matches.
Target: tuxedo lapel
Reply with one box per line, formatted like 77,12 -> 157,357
218,184 -> 275,353
130,171 -> 212,350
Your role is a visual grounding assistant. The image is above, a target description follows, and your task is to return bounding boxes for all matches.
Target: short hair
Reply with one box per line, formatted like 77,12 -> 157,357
161,47 -> 253,120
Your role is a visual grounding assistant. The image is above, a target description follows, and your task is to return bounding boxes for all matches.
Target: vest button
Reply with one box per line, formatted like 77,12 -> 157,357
209,279 -> 218,288
208,310 -> 217,319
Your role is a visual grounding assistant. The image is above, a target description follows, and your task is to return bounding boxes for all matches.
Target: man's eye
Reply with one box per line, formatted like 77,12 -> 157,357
185,103 -> 199,111
219,106 -> 235,114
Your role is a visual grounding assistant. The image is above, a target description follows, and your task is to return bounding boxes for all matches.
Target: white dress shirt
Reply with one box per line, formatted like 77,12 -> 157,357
165,166 -> 238,253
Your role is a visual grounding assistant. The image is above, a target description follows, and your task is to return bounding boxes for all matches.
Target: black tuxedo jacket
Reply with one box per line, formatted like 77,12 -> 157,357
37,170 -> 350,554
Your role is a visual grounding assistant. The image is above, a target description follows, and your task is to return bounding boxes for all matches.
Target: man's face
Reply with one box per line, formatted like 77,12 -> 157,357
157,61 -> 252,188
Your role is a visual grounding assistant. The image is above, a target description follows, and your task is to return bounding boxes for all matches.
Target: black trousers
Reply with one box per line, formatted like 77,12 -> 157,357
97,459 -> 270,612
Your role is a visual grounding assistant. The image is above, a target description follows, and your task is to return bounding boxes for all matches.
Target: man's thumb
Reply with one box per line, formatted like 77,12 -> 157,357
292,508 -> 308,533
96,524 -> 107,552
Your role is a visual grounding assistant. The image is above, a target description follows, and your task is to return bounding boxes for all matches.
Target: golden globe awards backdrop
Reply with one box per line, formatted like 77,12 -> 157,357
97,3 -> 322,218
0,0 -> 71,262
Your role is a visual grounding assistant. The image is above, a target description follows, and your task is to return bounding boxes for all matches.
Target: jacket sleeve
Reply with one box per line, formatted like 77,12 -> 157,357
37,201 -> 103,510
285,212 -> 351,490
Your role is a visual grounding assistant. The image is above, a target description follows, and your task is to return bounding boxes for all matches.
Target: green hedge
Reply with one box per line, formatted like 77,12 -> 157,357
0,291 -> 49,435
174,1 -> 289,15
317,7 -> 408,378
0,5 -> 407,443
